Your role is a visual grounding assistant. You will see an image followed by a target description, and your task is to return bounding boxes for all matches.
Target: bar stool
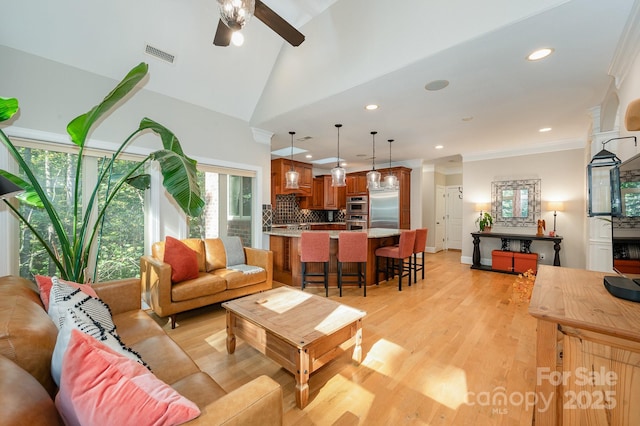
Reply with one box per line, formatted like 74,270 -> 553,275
337,231 -> 368,297
300,232 -> 330,297
410,228 -> 428,283
375,230 -> 416,291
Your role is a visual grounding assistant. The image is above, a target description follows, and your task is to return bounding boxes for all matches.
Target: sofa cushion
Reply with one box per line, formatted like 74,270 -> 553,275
55,330 -> 200,426
171,273 -> 227,302
0,355 -> 62,426
0,276 -> 58,396
35,275 -> 98,311
204,238 -> 226,271
164,236 -> 200,283
222,236 -> 246,266
127,334 -> 201,385
213,266 -> 267,290
171,371 -> 228,409
51,308 -> 147,386
111,310 -> 167,347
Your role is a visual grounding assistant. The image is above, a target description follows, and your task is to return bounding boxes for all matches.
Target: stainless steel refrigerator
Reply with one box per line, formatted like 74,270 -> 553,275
369,189 -> 399,228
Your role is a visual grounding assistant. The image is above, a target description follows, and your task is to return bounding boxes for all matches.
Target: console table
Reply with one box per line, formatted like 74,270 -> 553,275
471,231 -> 562,272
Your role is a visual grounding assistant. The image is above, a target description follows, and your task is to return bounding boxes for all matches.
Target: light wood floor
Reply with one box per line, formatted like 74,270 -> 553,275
162,250 -> 537,425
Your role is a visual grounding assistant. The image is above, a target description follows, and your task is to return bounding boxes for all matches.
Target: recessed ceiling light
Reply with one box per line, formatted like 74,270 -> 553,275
425,80 -> 450,91
539,127 -> 552,132
305,154 -> 312,159
527,48 -> 554,61
461,116 -> 474,122
435,145 -> 444,149
365,104 -> 379,110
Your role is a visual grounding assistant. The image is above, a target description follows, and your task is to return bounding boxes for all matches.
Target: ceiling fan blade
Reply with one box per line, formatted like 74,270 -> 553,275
213,19 -> 232,46
254,0 -> 305,47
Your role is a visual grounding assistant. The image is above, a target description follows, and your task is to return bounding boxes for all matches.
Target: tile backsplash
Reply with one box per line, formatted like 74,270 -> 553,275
264,194 -> 345,226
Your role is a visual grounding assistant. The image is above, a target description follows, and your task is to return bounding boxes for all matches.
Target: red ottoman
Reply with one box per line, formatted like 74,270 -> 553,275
492,250 -> 513,272
514,252 -> 538,273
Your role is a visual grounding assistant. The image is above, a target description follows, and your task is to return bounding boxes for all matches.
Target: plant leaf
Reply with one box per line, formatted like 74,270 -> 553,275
139,118 -> 185,155
0,97 -> 19,122
0,169 -> 44,208
150,149 -> 204,217
126,174 -> 151,190
66,63 -> 149,147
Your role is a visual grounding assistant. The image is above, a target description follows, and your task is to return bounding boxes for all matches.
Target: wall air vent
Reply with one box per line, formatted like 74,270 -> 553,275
144,44 -> 175,64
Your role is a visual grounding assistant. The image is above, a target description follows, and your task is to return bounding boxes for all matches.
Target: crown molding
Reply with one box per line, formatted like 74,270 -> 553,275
462,138 -> 585,163
608,0 -> 640,89
251,127 -> 274,145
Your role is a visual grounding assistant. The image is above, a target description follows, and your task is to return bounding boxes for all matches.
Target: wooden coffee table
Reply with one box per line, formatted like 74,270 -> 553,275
222,286 -> 366,409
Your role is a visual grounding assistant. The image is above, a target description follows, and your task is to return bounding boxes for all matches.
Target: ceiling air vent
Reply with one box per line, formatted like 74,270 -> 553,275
144,44 -> 175,64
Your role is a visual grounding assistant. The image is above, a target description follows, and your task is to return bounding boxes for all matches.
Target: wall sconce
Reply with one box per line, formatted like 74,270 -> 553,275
546,201 -> 564,236
587,136 -> 636,216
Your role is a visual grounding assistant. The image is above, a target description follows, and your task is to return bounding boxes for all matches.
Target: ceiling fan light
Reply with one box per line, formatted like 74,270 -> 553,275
231,31 -> 244,46
218,0 -> 255,31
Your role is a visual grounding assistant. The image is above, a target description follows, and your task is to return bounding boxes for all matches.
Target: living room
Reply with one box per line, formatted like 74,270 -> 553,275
2,0 -> 640,424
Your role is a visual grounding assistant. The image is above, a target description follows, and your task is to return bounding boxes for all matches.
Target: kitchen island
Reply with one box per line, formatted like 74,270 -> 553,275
265,228 -> 402,289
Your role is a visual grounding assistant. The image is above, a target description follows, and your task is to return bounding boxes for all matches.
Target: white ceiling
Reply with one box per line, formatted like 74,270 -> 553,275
2,0 -> 638,173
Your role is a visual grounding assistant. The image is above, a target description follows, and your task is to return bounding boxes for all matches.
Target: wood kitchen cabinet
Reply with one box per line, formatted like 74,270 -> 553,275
301,176 -> 346,210
346,172 -> 368,196
271,158 -> 313,206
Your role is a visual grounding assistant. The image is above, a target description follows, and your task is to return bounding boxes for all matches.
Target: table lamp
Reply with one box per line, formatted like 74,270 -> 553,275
547,201 -> 564,236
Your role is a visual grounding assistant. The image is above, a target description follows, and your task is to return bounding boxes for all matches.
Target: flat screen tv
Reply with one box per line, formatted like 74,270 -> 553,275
606,152 -> 640,301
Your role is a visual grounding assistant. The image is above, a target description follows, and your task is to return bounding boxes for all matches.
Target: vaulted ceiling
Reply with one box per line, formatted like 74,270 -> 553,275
2,0 -> 638,172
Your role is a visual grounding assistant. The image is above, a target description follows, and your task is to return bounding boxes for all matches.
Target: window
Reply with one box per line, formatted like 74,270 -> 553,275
14,145 -> 145,282
188,169 -> 254,246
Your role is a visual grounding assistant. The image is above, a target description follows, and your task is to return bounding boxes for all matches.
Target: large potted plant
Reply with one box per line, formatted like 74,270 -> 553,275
0,63 -> 204,283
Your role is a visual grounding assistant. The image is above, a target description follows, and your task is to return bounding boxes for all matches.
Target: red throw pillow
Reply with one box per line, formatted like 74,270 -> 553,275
35,275 -> 98,311
55,330 -> 200,426
164,236 -> 199,282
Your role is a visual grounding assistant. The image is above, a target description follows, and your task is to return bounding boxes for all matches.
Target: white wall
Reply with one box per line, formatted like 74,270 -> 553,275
0,45 -> 271,260
461,149 -> 586,269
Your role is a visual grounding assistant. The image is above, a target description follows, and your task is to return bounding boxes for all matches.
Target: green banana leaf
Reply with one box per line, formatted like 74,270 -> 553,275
0,170 -> 44,208
66,63 -> 148,147
0,97 -> 19,122
126,174 -> 151,190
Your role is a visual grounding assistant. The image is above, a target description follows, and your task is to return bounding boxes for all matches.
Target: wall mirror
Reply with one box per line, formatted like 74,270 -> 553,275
491,179 -> 541,227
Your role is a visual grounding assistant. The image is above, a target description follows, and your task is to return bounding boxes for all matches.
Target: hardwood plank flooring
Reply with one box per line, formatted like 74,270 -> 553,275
160,250 -> 537,425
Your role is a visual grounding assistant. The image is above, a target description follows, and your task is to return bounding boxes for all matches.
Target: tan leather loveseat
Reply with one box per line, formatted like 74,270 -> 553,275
140,237 -> 273,328
0,275 -> 283,425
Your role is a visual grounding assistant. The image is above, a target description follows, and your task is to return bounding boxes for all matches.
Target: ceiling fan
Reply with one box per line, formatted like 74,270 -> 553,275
214,0 -> 305,47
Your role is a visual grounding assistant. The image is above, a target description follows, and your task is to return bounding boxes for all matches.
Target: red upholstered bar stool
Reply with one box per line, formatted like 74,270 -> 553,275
337,231 -> 368,297
375,230 -> 416,291
300,232 -> 331,297
410,228 -> 428,283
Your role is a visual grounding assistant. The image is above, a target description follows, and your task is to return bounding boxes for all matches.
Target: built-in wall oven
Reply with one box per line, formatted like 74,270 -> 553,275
346,196 -> 368,215
346,214 -> 368,230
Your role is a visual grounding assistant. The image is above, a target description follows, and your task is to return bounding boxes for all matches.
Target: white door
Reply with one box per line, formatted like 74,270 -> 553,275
445,186 -> 463,250
435,186 -> 446,252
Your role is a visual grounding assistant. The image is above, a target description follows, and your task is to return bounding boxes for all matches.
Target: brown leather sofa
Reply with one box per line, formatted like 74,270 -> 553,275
0,275 -> 283,425
140,237 -> 273,328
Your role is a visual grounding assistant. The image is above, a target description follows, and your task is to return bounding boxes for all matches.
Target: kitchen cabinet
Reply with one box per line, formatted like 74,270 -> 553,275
301,176 -> 346,210
346,172 -> 368,196
376,166 -> 412,229
271,158 -> 313,206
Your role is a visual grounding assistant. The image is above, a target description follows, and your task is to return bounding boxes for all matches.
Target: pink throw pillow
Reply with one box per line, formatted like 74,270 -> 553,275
164,236 -> 199,282
55,330 -> 200,426
35,275 -> 98,311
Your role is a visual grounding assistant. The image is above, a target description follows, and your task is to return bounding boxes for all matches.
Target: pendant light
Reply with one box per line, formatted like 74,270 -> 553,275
331,124 -> 346,187
366,131 -> 381,190
284,131 -> 299,189
384,139 -> 398,190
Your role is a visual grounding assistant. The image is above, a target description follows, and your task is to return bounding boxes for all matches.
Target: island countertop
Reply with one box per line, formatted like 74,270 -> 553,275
265,228 -> 402,239
268,228 -> 403,287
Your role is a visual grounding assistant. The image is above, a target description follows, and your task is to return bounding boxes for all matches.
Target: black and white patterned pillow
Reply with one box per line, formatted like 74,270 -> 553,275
48,278 -> 115,333
51,308 -> 148,386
